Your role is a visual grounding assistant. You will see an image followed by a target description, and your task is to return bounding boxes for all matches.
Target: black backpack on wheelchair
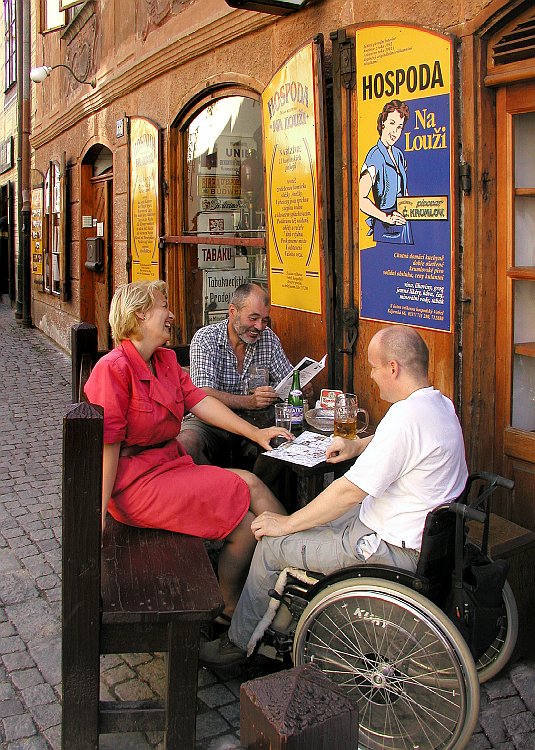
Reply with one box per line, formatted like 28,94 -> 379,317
264,472 -> 518,750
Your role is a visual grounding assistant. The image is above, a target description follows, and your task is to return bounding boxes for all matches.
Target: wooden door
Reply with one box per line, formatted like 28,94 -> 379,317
92,176 -> 112,349
80,169 -> 113,350
495,81 -> 535,530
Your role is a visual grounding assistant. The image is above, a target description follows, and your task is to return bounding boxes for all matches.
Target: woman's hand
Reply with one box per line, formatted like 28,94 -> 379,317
384,210 -> 406,225
251,511 -> 291,540
255,426 -> 293,451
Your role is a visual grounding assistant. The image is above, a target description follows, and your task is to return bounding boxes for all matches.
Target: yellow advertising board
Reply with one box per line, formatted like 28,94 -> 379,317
31,187 -> 43,276
262,42 -> 322,314
130,117 -> 160,282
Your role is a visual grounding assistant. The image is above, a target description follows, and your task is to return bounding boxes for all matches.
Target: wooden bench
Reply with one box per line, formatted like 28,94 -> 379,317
62,324 -> 223,749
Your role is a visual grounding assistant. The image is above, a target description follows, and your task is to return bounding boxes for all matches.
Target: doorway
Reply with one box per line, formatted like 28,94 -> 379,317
80,145 -> 113,350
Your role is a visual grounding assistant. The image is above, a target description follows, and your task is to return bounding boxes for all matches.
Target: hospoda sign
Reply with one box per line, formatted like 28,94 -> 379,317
262,41 -> 323,315
356,25 -> 454,332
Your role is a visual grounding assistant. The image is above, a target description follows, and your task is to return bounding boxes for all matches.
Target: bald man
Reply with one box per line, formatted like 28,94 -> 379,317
200,325 -> 468,667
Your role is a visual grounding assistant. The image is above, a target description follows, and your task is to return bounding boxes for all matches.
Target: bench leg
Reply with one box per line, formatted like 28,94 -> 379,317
164,621 -> 201,750
61,634 -> 99,750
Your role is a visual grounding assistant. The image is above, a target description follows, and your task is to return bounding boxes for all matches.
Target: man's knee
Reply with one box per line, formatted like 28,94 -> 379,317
179,426 -> 209,464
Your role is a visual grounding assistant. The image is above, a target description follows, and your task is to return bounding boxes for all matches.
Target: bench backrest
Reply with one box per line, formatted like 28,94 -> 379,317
71,322 -> 190,402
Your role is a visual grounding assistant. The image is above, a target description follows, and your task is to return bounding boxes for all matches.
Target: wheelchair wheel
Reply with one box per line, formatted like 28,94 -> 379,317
476,581 -> 518,683
293,577 -> 479,750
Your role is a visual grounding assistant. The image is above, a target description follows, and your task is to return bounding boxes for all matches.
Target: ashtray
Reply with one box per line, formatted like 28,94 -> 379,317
304,408 -> 334,433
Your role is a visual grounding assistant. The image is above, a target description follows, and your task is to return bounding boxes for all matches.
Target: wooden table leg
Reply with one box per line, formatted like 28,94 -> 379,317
164,621 -> 201,750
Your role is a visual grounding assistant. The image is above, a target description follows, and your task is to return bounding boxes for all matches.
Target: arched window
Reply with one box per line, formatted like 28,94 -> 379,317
180,94 -> 266,336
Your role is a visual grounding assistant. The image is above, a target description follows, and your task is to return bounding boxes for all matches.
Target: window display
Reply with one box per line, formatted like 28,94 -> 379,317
186,96 -> 266,324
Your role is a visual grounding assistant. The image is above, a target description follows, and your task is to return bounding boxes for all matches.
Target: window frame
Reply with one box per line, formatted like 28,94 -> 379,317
495,81 -> 535,466
42,161 -> 63,297
3,0 -> 15,91
166,85 -> 265,343
40,0 -> 65,34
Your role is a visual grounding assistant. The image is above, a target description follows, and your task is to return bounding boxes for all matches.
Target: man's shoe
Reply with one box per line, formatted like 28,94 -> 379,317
199,632 -> 247,668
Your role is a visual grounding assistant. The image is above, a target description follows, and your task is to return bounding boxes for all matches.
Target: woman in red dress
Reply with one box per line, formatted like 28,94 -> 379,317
84,280 -> 290,621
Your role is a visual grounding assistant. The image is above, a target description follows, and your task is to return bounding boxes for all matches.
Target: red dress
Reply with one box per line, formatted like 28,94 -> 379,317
84,339 -> 250,540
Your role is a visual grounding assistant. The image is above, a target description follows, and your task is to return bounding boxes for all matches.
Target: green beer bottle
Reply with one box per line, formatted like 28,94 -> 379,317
288,369 -> 304,432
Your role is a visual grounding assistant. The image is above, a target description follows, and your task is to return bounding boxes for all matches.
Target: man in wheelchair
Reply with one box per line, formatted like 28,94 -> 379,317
200,324 -> 468,668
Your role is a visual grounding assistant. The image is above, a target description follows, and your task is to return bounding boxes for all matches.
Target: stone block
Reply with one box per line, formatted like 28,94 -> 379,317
240,664 -> 358,749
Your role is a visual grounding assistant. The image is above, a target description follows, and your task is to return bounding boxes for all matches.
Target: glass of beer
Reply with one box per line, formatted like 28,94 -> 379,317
333,393 -> 369,439
247,366 -> 269,393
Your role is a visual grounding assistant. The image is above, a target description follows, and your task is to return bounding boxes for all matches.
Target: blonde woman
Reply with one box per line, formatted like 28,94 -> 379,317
84,280 -> 290,622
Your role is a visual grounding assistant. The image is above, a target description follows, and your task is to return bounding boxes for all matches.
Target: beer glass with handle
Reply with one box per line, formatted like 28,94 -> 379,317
333,393 -> 369,439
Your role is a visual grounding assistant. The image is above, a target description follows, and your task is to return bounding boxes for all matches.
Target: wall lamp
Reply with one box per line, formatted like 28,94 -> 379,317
225,0 -> 309,14
30,64 -> 96,88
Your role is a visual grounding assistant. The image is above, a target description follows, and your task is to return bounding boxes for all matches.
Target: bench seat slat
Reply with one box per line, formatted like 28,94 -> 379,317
101,518 -> 222,623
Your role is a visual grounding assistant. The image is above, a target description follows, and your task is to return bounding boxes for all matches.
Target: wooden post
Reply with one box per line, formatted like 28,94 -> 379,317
61,402 -> 103,750
240,664 -> 358,749
71,322 -> 98,402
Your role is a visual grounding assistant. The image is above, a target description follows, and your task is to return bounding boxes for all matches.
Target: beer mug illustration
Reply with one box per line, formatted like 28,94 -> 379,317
333,393 -> 369,439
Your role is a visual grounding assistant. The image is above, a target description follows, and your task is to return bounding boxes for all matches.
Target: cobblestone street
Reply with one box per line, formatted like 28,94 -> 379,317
1,298 -> 535,750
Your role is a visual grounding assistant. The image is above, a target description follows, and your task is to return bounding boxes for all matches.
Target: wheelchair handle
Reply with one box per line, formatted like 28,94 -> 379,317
477,471 -> 515,491
448,503 -> 486,524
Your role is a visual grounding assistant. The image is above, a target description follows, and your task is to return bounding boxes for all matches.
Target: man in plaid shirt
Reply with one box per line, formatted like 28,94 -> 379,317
179,283 -> 295,466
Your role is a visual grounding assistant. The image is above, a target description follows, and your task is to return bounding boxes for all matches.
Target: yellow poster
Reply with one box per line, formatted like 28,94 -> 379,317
31,187 -> 43,276
262,42 -> 322,314
130,118 -> 160,282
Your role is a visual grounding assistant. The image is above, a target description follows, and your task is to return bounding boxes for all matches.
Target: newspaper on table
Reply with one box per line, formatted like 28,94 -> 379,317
264,430 -> 333,468
275,354 -> 327,400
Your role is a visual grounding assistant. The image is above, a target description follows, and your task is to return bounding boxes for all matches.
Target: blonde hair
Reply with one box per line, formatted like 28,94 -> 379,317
109,280 -> 168,343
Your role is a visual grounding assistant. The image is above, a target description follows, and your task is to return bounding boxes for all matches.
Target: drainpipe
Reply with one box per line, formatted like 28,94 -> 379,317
15,0 -> 32,326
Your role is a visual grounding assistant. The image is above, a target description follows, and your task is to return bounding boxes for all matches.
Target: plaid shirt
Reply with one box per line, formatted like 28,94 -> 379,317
189,319 -> 292,395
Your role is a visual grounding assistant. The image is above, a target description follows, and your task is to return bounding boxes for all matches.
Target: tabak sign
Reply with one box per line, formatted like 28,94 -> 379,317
355,25 -> 454,332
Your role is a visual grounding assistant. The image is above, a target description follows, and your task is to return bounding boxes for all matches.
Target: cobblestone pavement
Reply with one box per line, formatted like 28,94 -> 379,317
1,298 -> 535,750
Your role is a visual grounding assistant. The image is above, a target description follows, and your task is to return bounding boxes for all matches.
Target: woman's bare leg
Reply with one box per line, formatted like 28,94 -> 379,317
218,471 -> 286,617
228,469 -> 287,516
218,510 -> 256,617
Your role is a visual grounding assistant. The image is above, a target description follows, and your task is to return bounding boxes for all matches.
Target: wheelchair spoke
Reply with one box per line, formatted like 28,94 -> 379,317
294,580 -> 479,750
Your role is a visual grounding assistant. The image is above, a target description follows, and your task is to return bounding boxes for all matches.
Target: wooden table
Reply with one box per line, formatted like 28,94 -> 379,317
254,426 -> 373,508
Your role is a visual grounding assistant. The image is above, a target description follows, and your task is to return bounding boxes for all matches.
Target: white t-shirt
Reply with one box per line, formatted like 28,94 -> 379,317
345,387 -> 467,550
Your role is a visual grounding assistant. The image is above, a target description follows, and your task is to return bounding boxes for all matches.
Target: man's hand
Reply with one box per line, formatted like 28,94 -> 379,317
255,426 -> 293,451
248,386 -> 280,409
302,382 -> 315,402
326,436 -> 363,463
251,511 -> 291,540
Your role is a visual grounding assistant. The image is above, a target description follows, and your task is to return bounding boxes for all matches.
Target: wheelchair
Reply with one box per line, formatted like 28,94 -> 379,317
263,473 -> 518,750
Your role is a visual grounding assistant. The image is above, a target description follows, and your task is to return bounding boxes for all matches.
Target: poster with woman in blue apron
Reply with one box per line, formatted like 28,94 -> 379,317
356,26 -> 454,332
